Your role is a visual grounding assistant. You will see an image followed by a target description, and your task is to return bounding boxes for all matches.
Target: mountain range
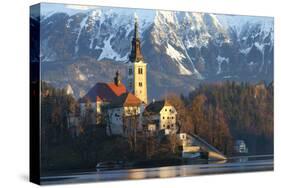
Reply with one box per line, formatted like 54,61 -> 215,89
31,4 -> 274,100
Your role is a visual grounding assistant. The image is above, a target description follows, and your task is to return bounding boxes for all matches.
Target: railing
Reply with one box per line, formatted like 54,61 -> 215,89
188,133 -> 226,159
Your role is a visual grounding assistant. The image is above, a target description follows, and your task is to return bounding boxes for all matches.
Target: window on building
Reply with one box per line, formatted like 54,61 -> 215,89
172,117 -> 174,119
163,124 -> 165,128
139,82 -> 142,87
129,68 -> 132,75
138,68 -> 143,74
129,81 -> 132,88
163,116 -> 165,119
165,108 -> 167,112
167,117 -> 169,119
169,109 -> 172,112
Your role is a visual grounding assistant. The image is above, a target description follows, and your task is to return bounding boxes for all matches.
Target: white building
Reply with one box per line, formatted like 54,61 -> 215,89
106,92 -> 143,136
234,140 -> 248,153
79,71 -> 127,124
143,100 -> 178,134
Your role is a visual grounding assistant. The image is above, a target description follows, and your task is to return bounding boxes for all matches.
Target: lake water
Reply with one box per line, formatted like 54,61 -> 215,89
41,155 -> 273,185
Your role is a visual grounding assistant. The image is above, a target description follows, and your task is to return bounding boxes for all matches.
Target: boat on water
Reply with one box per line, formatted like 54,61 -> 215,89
96,161 -> 125,171
182,152 -> 201,159
182,151 -> 209,160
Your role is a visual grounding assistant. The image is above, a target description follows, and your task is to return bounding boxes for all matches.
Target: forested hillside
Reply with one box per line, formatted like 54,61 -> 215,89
169,81 -> 273,155
40,81 -> 273,173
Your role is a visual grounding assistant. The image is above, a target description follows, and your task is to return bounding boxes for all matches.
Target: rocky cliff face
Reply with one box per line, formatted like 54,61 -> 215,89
33,5 -> 273,99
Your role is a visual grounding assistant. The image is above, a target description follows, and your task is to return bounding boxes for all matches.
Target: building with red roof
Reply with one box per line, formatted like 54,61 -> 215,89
79,81 -> 127,103
79,17 -> 148,136
79,71 -> 128,114
79,71 -> 144,135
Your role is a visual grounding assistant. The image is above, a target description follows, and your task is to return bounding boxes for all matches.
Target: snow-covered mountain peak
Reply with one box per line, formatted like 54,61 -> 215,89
218,14 -> 273,36
188,13 -> 206,30
155,11 -> 178,25
38,4 -> 273,83
203,14 -> 224,32
89,9 -> 102,19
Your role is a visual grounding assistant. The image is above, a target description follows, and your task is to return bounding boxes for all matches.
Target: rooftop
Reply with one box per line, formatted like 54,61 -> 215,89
110,92 -> 142,108
144,100 -> 172,115
79,82 -> 127,103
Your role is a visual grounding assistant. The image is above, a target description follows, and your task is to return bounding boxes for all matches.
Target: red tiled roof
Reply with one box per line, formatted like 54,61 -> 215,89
107,82 -> 127,96
79,82 -> 127,103
111,92 -> 142,107
123,93 -> 142,106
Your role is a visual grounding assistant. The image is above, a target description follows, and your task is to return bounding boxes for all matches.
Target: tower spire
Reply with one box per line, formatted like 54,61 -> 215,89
127,13 -> 148,104
134,13 -> 140,40
129,13 -> 144,62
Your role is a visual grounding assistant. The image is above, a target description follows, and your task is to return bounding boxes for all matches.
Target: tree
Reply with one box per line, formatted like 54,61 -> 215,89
168,133 -> 178,154
166,93 -> 189,132
122,107 -> 140,154
189,94 -> 207,135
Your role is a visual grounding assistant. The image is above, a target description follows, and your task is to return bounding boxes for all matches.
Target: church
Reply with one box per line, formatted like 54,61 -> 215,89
64,14 -> 226,161
76,16 -> 177,136
79,17 -> 177,136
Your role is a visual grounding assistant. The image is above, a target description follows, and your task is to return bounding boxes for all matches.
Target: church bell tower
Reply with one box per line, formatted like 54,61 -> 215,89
127,15 -> 147,104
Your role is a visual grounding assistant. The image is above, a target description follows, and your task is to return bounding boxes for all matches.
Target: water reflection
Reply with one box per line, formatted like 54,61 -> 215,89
128,169 -> 146,179
41,155 -> 273,185
158,167 -> 177,178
